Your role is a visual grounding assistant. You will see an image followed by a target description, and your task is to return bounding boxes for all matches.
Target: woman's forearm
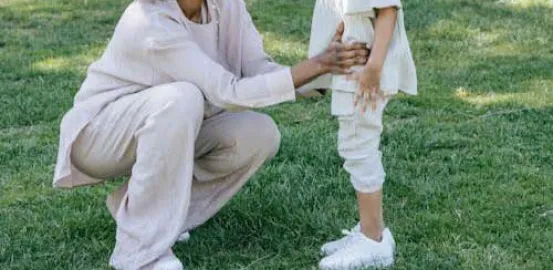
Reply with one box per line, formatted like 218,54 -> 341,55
292,40 -> 370,89
366,7 -> 398,70
290,58 -> 326,89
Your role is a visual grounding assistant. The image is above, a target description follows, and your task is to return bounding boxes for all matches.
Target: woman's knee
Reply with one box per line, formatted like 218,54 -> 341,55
250,113 -> 281,159
228,112 -> 281,160
151,82 -> 205,124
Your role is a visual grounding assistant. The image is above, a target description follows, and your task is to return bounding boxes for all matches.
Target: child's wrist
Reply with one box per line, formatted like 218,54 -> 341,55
364,59 -> 383,73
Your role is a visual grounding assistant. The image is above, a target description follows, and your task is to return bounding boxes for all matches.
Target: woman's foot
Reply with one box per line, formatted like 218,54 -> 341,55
296,88 -> 328,99
176,231 -> 190,243
150,250 -> 184,270
319,229 -> 395,270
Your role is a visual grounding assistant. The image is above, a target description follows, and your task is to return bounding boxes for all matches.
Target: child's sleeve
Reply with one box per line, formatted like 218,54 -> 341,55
343,0 -> 402,15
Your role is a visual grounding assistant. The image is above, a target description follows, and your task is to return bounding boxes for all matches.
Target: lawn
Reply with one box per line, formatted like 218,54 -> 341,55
1,0 -> 553,269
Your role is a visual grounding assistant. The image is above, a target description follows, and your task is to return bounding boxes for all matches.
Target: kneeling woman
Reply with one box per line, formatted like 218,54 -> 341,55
53,0 -> 369,269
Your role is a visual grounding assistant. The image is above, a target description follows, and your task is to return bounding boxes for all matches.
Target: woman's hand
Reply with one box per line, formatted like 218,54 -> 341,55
348,7 -> 397,112
290,22 -> 370,89
313,22 -> 370,74
349,63 -> 383,112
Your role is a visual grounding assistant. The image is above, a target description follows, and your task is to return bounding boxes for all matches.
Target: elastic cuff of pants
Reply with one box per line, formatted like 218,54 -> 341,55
349,172 -> 385,194
350,175 -> 384,194
352,183 -> 383,194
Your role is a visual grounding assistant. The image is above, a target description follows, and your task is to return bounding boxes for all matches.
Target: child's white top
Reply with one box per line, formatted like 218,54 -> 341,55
300,0 -> 417,96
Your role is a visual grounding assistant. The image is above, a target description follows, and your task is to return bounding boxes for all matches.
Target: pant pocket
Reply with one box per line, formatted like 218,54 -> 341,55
331,90 -> 355,116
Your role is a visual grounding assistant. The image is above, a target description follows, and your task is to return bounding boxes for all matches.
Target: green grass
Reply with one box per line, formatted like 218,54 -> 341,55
1,0 -> 553,269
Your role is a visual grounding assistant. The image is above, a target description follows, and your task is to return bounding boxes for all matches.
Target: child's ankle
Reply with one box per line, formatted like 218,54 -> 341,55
360,227 -> 383,242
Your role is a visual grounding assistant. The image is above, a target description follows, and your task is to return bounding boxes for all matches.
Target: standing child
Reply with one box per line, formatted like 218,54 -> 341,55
301,0 -> 417,269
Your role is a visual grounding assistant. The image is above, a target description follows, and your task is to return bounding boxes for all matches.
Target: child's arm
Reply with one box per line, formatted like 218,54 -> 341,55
367,8 -> 398,72
352,7 -> 398,112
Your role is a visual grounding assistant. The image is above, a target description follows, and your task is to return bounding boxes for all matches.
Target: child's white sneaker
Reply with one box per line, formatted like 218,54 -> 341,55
321,224 -> 361,256
321,224 -> 396,256
319,230 -> 395,270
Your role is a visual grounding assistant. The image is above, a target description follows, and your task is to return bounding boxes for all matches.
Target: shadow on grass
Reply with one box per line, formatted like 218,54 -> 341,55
0,0 -> 127,128
405,0 -> 553,105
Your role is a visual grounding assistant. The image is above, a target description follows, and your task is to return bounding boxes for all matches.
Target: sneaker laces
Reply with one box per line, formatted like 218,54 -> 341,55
336,227 -> 359,246
341,228 -> 356,236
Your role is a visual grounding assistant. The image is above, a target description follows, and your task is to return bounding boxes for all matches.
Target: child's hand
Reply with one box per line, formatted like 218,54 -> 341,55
348,64 -> 383,112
